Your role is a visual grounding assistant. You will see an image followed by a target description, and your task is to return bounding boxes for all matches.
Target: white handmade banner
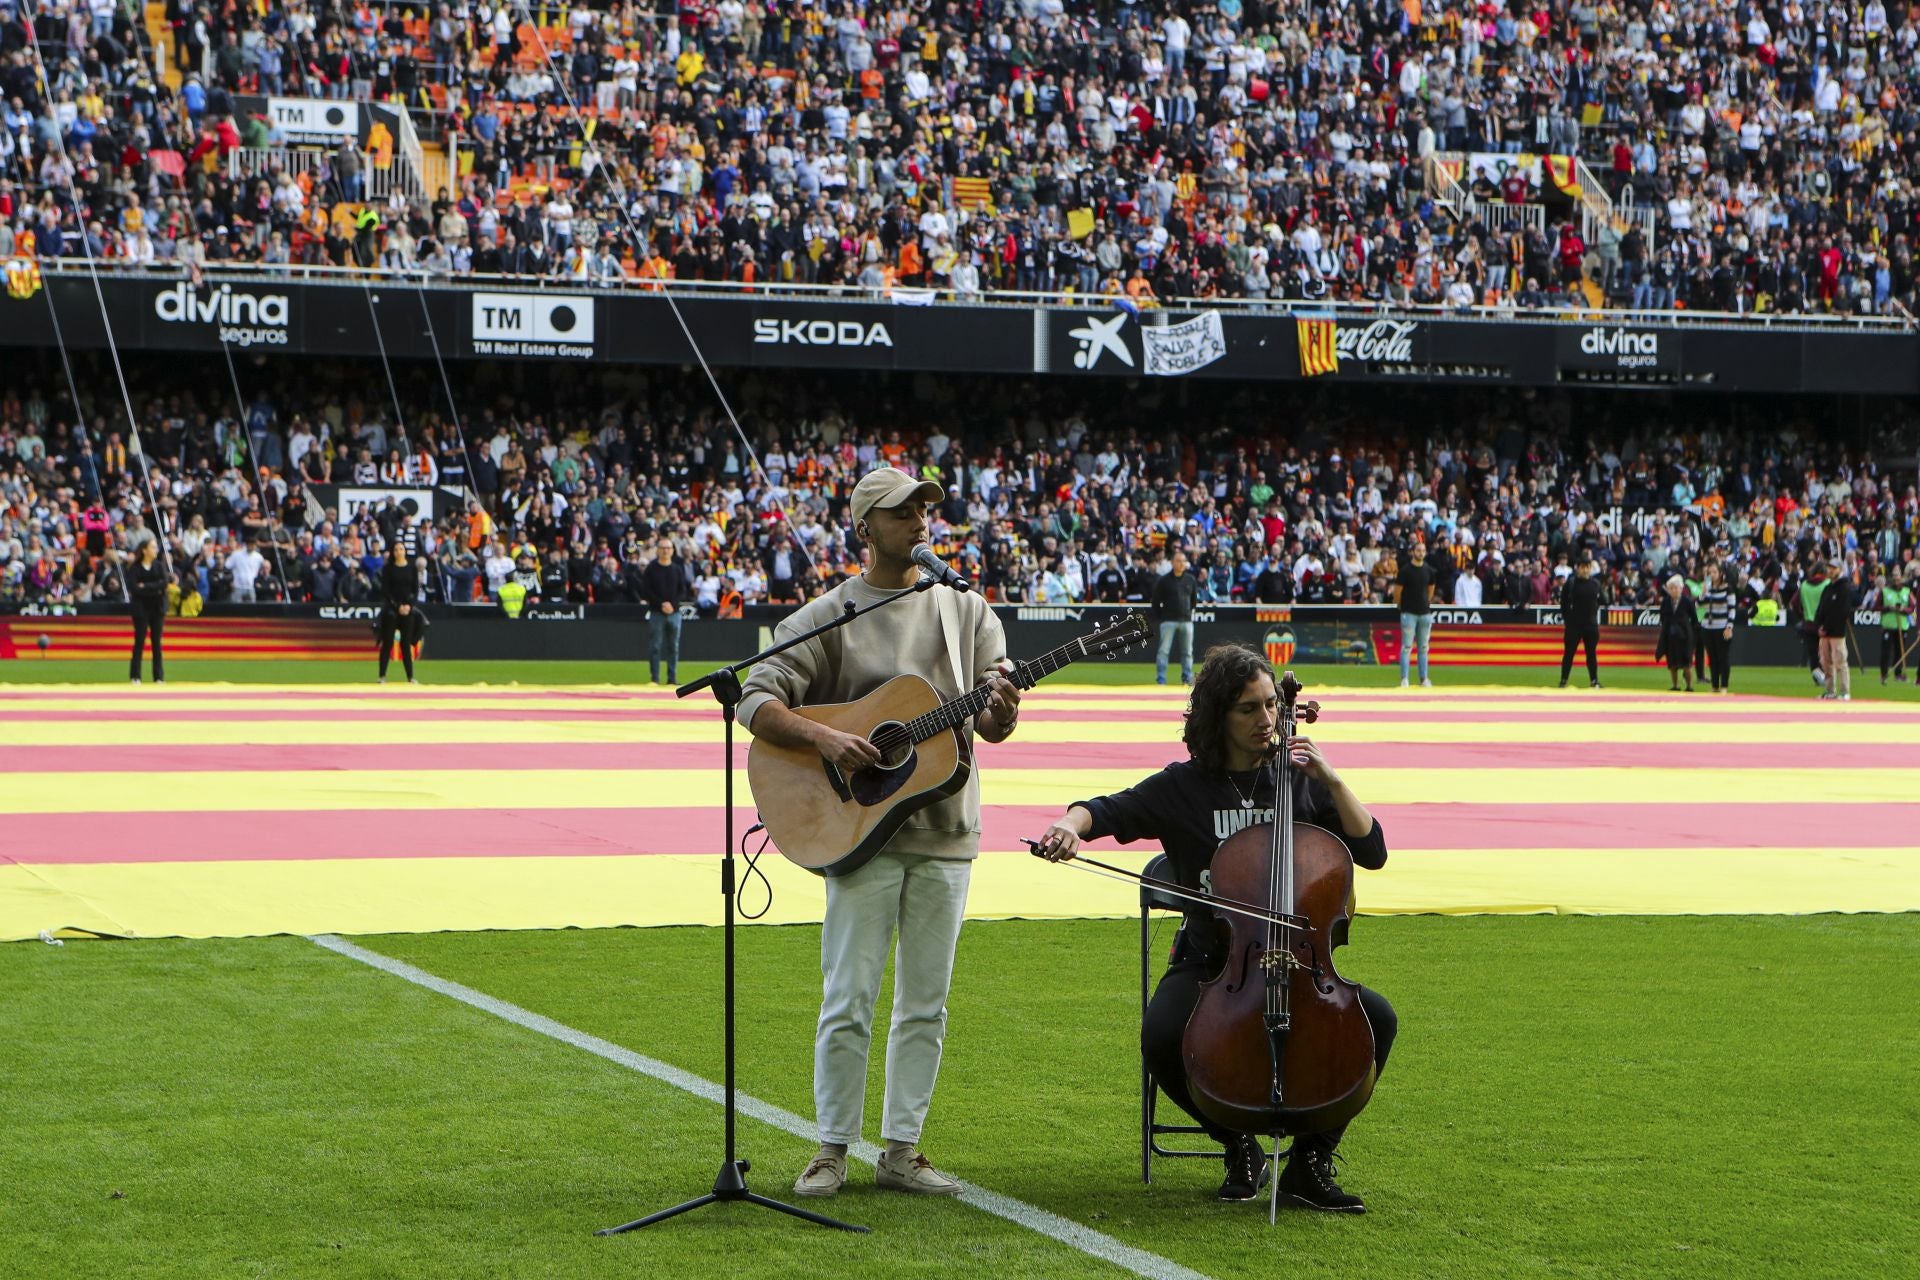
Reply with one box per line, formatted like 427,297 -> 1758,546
1141,312 -> 1226,377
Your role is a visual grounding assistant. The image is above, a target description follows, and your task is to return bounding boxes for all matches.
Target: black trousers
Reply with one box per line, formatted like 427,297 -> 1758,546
1704,629 -> 1732,690
1802,625 -> 1824,673
1692,621 -> 1706,678
1144,960 -> 1396,1147
1883,629 -> 1909,679
130,602 -> 164,681
377,611 -> 417,679
1560,625 -> 1599,684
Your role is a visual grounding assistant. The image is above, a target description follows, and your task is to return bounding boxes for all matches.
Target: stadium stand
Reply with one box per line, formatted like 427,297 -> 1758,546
4,0 -> 1920,313
2,362 -> 1914,631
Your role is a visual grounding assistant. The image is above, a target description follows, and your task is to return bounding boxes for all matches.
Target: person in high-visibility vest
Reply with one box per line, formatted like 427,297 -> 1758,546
1874,565 -> 1912,683
1795,566 -> 1829,688
466,500 -> 494,552
353,205 -> 380,268
498,577 -> 528,618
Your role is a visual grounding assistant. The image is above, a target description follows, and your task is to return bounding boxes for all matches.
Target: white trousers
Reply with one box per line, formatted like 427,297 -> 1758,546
814,851 -> 971,1146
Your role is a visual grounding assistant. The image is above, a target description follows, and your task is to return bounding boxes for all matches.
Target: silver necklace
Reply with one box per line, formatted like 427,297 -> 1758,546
1227,767 -> 1260,810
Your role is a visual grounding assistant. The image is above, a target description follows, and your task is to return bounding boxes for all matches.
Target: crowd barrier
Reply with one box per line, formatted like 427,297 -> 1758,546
2,602 -> 1901,670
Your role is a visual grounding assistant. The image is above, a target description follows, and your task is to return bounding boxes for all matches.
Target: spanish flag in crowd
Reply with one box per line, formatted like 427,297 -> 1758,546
1297,317 -> 1339,377
951,176 -> 992,210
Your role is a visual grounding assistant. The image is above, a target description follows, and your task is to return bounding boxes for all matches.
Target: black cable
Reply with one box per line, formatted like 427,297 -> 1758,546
737,820 -> 775,921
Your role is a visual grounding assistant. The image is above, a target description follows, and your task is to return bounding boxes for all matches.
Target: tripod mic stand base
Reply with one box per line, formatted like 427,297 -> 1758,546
597,1158 -> 869,1235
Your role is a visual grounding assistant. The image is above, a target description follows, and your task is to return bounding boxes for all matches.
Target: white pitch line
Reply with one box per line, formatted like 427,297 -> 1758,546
310,934 -> 1209,1280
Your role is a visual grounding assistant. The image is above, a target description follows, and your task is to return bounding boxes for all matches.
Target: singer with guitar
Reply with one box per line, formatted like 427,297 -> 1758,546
738,467 -> 1021,1202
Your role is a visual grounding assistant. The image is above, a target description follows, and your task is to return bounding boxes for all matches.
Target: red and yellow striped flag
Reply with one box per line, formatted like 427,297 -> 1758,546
952,176 -> 992,210
1297,318 -> 1340,377
1543,154 -> 1582,199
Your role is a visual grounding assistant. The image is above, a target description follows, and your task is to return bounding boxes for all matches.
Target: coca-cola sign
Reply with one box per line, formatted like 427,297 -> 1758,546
1335,319 -> 1419,363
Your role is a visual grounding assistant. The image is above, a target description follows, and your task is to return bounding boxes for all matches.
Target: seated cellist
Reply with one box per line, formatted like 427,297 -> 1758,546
1036,643 -> 1395,1211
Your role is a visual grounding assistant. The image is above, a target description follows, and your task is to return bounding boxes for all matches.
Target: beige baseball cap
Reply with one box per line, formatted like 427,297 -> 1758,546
851,467 -> 943,525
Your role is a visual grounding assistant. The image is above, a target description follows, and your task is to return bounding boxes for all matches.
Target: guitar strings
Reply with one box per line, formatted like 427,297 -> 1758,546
861,622 -> 1143,757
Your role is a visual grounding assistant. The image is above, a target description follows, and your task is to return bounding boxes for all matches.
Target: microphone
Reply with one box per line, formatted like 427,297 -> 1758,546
912,543 -> 972,592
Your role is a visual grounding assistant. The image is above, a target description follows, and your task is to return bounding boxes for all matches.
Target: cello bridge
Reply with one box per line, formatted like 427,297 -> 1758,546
1258,948 -> 1300,976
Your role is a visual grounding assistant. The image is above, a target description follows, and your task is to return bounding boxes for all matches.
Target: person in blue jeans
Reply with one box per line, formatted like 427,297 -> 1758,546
1152,549 -> 1201,685
1393,540 -> 1440,687
639,538 -> 688,684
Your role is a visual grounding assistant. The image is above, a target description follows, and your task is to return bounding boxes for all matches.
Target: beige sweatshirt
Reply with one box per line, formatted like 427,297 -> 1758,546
738,577 -> 1008,859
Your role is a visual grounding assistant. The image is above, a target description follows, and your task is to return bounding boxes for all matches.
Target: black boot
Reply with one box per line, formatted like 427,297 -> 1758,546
1277,1131 -> 1365,1214
1217,1133 -> 1270,1202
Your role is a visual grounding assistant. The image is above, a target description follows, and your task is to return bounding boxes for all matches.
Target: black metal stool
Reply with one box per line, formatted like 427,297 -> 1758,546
1139,853 -> 1276,1183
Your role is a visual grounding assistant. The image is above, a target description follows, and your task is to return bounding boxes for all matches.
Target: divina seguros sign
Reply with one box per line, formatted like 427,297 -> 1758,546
152,282 -> 291,347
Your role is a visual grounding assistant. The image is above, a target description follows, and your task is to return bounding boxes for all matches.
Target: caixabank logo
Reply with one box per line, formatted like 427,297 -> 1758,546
471,293 -> 595,358
152,282 -> 290,347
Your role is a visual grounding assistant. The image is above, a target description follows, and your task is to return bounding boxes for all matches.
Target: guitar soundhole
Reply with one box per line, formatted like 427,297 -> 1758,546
869,722 -> 913,771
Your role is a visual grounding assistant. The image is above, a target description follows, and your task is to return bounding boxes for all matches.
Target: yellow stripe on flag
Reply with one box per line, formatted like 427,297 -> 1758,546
952,176 -> 992,210
8,845 -> 1920,941
6,766 -> 1912,815
1297,318 -> 1339,377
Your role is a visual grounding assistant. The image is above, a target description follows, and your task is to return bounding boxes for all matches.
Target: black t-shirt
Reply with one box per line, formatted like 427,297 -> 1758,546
1076,759 -> 1388,968
1560,575 -> 1604,629
1395,560 -> 1435,614
1152,570 -> 1200,622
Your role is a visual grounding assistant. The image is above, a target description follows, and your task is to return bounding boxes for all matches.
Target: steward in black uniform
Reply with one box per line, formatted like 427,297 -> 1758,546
377,548 -> 425,683
1558,557 -> 1606,687
128,541 -> 170,683
1036,643 -> 1394,1213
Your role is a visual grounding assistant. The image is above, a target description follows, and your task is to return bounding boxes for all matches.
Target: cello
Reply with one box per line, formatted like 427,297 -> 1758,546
1180,671 -> 1376,1216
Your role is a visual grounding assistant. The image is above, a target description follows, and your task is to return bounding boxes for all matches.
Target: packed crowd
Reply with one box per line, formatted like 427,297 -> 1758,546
2,364 -> 1915,642
7,0 -> 1920,315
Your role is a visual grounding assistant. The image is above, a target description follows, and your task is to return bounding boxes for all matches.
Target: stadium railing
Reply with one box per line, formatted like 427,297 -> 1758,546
30,261 -> 1917,335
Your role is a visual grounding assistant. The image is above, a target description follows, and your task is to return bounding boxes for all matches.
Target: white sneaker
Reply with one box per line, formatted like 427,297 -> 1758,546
130,678 -> 140,685
792,1151 -> 847,1198
875,1147 -> 962,1195
1421,678 -> 1433,688
1399,678 -> 1409,688
1840,693 -> 1852,701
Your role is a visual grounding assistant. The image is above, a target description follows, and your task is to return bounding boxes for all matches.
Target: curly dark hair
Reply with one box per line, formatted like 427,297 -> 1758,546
1182,643 -> 1276,774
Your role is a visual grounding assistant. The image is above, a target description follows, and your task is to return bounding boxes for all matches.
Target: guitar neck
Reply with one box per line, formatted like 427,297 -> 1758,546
899,636 -> 1092,744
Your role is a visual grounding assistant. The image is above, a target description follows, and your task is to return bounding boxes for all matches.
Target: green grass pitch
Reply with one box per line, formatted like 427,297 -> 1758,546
3,916 -> 1917,1278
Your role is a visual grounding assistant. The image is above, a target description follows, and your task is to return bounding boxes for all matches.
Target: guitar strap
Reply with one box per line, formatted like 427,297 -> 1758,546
933,583 -> 969,705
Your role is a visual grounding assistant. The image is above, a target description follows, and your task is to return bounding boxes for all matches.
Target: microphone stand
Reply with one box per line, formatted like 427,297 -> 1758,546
598,575 -> 941,1237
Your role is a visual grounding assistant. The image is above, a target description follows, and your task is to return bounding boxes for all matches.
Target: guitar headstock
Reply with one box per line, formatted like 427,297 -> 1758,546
1082,612 -> 1151,661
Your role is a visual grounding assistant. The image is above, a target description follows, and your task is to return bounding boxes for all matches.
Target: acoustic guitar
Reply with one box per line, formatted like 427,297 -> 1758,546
750,613 -> 1150,876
